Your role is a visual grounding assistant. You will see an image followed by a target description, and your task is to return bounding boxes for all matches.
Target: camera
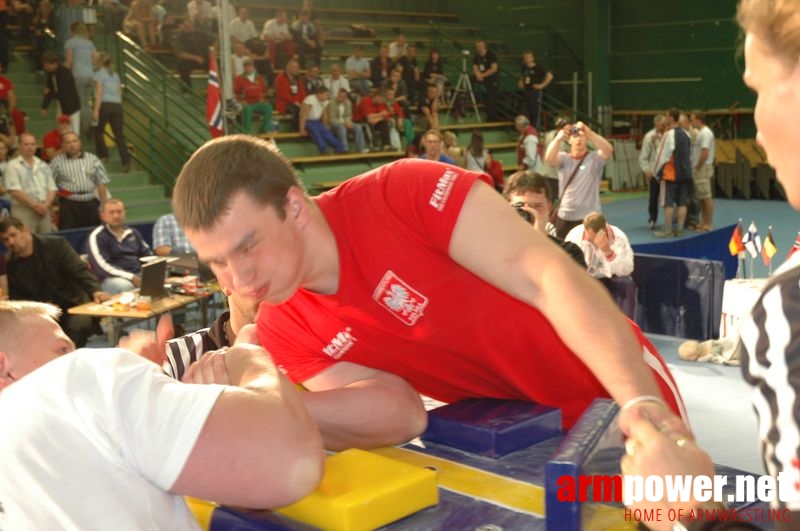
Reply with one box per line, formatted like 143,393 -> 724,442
460,49 -> 471,57
555,117 -> 580,136
512,202 -> 533,224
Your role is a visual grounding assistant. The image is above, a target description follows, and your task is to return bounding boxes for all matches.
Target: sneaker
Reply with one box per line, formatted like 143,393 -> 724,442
653,229 -> 674,238
673,229 -> 684,237
648,220 -> 656,230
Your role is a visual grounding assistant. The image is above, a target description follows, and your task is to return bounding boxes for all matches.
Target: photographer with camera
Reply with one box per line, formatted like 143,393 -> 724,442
503,170 -> 586,267
544,119 -> 613,238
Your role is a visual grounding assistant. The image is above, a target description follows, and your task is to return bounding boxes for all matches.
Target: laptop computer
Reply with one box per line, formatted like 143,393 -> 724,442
167,253 -> 215,283
139,258 -> 168,299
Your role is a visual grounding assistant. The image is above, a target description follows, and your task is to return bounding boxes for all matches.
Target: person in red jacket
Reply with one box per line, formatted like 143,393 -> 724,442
274,59 -> 305,131
355,88 -> 390,150
234,58 -> 273,135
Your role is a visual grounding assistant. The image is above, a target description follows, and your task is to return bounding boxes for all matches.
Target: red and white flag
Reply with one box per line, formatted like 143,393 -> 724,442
788,232 -> 800,261
206,53 -> 223,138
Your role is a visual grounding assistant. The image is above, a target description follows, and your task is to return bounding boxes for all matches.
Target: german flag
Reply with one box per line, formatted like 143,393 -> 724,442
728,222 -> 745,256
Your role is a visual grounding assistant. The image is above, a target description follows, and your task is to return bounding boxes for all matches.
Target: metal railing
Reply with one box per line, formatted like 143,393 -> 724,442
113,32 -> 209,194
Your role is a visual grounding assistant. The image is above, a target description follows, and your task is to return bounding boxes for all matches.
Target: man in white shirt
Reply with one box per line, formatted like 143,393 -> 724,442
566,212 -> 636,318
261,9 -> 294,68
324,63 -> 351,97
229,7 -> 257,45
0,300 -> 323,530
299,86 -> 345,154
3,133 -> 57,234
389,34 -> 407,60
689,110 -> 715,232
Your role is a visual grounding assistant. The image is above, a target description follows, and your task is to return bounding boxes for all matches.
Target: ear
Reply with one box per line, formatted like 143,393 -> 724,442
0,351 -> 13,390
285,186 -> 309,226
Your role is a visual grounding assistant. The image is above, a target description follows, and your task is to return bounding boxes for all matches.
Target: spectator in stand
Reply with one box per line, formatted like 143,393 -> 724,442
173,18 -> 214,90
98,0 -> 127,36
41,52 -> 81,136
324,64 -> 350,99
389,34 -> 407,61
345,44 -> 372,97
422,48 -> 447,93
231,40 -> 248,77
464,130 -> 488,172
398,44 -> 420,104
49,132 -> 110,230
416,83 -> 440,132
299,87 -> 344,155
86,198 -> 153,294
473,39 -> 500,121
291,9 -> 320,69
515,114 -> 542,173
124,0 -> 158,49
186,0 -> 213,33
41,115 -> 72,162
32,0 -> 56,69
275,59 -> 306,131
3,133 -> 56,234
242,36 -> 273,86
355,89 -> 391,151
383,87 -> 408,150
301,63 -> 324,96
518,51 -> 553,130
442,131 -> 463,166
12,0 -> 36,44
229,7 -> 257,45
234,58 -> 273,136
0,140 -> 12,217
0,101 -> 15,150
0,67 -> 16,144
93,53 -> 131,173
210,0 -> 235,26
419,129 -> 456,165
566,212 -> 636,319
153,213 -> 193,256
381,68 -> 410,118
370,42 -> 392,89
64,22 -> 97,137
261,9 -> 294,69
327,88 -> 366,154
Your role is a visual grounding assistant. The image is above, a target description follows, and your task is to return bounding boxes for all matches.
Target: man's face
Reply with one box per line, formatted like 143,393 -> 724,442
390,70 -> 401,83
308,66 -> 319,78
18,135 -> 37,158
0,226 -> 34,257
331,64 -> 341,78
336,90 -> 348,102
185,190 -> 308,304
509,190 -> 548,220
317,90 -> 329,103
354,47 -> 362,58
239,8 -> 248,20
276,11 -> 287,24
1,314 -> 74,385
101,202 -> 126,229
523,53 -> 534,65
655,120 -> 666,134
57,122 -> 72,134
380,46 -> 389,58
63,134 -> 81,157
424,134 -> 442,157
569,131 -> 588,154
475,41 -> 486,56
42,60 -> 57,73
244,62 -> 255,74
287,61 -> 299,75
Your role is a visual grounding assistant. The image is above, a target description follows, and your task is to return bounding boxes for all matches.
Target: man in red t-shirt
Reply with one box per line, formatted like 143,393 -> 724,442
172,136 -> 689,452
41,115 -> 72,162
355,89 -> 391,150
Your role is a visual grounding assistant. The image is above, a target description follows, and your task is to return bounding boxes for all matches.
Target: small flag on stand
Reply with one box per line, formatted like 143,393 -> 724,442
728,221 -> 745,256
788,232 -> 800,261
762,227 -> 777,266
742,221 -> 762,258
206,52 -> 223,139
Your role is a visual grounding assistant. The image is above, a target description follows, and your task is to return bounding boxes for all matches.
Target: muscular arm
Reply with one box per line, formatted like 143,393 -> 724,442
448,181 -> 665,408
544,130 -> 565,166
301,361 -> 428,451
695,147 -> 709,172
171,344 -> 324,508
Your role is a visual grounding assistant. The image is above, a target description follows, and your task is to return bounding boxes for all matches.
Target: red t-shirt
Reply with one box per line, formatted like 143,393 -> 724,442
0,76 -> 13,102
257,159 -> 683,427
354,96 -> 388,123
42,129 -> 62,162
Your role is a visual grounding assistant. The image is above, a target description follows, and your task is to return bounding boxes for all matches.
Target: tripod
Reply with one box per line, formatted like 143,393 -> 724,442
447,55 -> 481,123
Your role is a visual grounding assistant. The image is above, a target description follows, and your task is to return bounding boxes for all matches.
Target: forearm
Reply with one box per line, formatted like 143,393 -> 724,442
545,133 -> 565,165
44,190 -> 56,208
696,150 -> 709,171
302,375 -> 427,451
588,130 -> 613,156
8,189 -> 38,208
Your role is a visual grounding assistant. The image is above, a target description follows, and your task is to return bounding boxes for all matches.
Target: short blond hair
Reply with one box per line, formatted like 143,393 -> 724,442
0,301 -> 61,354
738,0 -> 800,69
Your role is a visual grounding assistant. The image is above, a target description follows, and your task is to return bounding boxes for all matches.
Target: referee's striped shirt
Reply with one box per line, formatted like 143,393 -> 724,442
50,152 -> 110,201
740,253 -> 800,511
164,311 -> 230,380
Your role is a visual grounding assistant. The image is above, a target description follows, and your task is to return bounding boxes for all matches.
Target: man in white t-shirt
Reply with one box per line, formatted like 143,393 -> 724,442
689,110 -> 715,232
300,86 -> 345,154
261,9 -> 294,68
229,7 -> 257,45
0,300 -> 323,530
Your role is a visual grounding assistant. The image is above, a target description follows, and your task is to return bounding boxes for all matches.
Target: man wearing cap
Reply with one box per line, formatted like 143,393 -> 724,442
233,58 -> 273,136
42,114 -> 73,162
49,132 -> 110,230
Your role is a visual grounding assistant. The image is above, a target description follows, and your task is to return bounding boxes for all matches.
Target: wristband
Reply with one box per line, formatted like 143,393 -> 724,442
621,394 -> 666,412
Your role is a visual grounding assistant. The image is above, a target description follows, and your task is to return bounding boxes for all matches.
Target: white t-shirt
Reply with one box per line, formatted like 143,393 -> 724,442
0,349 -> 225,530
262,19 -> 291,40
693,124 -> 715,167
303,94 -> 328,121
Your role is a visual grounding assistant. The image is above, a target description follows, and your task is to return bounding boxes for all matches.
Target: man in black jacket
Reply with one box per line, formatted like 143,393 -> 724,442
0,217 -> 109,346
41,52 -> 81,135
